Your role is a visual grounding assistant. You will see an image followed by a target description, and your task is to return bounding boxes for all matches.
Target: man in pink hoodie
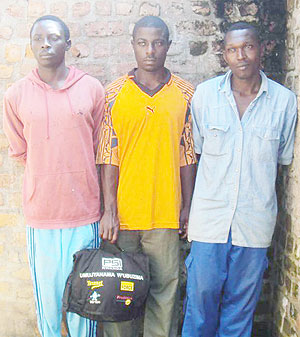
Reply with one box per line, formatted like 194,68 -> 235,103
3,15 -> 104,337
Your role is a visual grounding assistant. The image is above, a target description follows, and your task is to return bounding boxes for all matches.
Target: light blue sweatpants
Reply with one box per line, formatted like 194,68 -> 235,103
26,222 -> 100,337
182,233 -> 268,337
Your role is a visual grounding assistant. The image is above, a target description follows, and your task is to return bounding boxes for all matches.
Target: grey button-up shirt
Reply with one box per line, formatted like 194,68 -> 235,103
188,71 -> 297,248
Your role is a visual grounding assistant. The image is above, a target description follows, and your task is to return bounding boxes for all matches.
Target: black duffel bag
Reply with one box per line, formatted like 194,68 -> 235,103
62,244 -> 150,324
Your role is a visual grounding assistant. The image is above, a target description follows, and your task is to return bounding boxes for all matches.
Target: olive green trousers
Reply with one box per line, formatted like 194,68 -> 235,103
102,229 -> 180,337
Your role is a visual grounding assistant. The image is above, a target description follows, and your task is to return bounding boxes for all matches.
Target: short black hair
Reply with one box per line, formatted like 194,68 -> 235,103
225,21 -> 260,45
30,15 -> 70,41
132,16 -> 170,41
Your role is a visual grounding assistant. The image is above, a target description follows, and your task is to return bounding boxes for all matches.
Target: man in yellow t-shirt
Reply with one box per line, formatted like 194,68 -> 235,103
97,16 -> 197,337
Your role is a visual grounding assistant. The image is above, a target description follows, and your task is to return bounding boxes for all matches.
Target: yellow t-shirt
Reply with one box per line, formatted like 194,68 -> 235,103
97,70 -> 196,230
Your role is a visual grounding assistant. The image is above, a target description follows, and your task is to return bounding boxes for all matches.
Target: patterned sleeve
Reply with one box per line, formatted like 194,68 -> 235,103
180,102 -> 197,167
96,93 -> 119,166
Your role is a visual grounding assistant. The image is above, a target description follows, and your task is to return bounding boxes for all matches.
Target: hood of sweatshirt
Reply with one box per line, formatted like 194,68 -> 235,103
26,66 -> 87,139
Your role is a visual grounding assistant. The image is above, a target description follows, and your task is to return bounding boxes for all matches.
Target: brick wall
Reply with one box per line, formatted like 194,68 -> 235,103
0,0 -> 299,336
270,0 -> 300,336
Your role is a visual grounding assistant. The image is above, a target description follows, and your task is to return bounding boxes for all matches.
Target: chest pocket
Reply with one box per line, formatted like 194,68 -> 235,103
252,127 -> 280,162
203,124 -> 230,156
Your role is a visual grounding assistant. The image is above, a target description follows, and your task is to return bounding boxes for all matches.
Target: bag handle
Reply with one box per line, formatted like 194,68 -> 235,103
100,241 -> 125,253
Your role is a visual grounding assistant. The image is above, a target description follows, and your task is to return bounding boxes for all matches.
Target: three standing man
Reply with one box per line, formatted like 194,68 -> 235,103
3,12 -> 298,337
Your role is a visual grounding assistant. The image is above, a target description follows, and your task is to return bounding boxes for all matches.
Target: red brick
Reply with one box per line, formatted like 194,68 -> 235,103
118,42 -> 134,56
50,2 -> 68,18
114,62 -> 136,76
28,1 -> 46,18
94,42 -> 111,58
72,2 -> 91,17
0,174 -> 13,188
95,1 -> 112,16
0,135 -> 9,150
70,44 -> 90,58
5,44 -> 22,63
116,3 -> 133,15
110,21 -> 124,36
69,23 -> 82,38
16,23 -> 33,39
85,22 -> 108,37
72,63 -> 104,77
139,2 -> 160,16
0,26 -> 13,40
6,3 -> 26,18
0,65 -> 14,79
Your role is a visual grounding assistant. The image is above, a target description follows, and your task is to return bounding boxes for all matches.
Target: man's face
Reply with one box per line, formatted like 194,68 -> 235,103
30,20 -> 70,68
131,26 -> 171,72
223,29 -> 262,80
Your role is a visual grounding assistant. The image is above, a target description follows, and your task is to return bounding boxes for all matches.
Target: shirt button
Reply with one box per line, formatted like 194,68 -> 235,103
237,148 -> 241,152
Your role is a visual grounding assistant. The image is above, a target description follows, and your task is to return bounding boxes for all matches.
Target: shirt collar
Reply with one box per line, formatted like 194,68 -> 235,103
128,68 -> 172,85
218,70 -> 269,97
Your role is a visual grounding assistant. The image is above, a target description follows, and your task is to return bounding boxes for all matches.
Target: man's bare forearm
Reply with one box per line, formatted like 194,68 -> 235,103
100,164 -> 120,243
180,164 -> 197,209
100,164 -> 119,212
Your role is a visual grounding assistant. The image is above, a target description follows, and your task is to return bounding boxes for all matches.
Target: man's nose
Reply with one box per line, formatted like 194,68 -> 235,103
237,48 -> 245,59
41,38 -> 51,49
146,43 -> 154,55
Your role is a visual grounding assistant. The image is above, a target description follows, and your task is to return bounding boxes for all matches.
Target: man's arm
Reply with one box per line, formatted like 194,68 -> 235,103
92,83 -> 105,154
100,164 -> 119,243
179,164 -> 197,238
3,92 -> 27,165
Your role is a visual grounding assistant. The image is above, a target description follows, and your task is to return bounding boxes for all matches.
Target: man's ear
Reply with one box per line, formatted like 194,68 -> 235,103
223,50 -> 228,65
66,39 -> 71,51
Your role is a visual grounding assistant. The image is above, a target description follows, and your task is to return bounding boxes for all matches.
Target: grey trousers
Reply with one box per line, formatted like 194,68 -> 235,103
102,229 -> 180,337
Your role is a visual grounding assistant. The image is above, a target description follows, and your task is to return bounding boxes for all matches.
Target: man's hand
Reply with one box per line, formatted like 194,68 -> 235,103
179,206 -> 190,239
99,210 -> 119,243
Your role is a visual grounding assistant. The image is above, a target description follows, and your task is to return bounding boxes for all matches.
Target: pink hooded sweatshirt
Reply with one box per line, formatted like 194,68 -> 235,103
3,66 -> 105,229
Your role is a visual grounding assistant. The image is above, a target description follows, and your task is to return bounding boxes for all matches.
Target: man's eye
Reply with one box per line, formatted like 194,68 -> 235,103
138,42 -> 146,46
245,44 -> 253,49
33,36 -> 42,41
228,48 -> 235,53
50,35 -> 59,41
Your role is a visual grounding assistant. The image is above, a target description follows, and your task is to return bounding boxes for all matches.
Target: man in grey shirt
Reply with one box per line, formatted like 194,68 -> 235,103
182,22 -> 297,337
